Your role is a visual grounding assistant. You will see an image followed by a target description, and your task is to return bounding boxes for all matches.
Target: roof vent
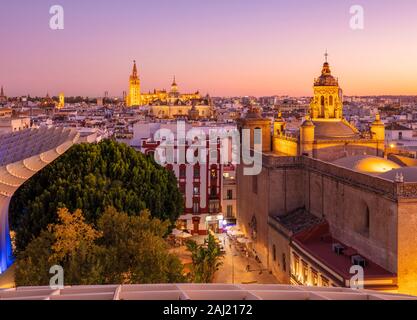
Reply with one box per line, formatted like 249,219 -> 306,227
351,255 -> 367,268
332,243 -> 345,255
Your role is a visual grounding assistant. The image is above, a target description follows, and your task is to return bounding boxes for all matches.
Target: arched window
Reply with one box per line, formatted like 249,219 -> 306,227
272,245 -> 276,261
329,95 -> 333,105
321,96 -> 325,106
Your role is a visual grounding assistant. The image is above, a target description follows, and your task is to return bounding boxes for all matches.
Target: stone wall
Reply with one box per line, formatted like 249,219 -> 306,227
237,154 -> 417,293
397,200 -> 417,296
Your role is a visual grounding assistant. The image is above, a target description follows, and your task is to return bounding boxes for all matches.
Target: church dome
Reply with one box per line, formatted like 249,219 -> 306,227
312,120 -> 357,139
333,155 -> 401,174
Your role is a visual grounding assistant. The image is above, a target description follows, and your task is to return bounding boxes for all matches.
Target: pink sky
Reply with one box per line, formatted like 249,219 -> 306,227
1,0 -> 417,97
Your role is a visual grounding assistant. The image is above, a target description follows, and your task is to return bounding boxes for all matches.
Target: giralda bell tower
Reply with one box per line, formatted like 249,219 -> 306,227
126,60 -> 141,106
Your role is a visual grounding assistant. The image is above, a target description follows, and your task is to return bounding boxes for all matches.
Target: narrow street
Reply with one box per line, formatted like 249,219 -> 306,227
173,233 -> 279,284
213,233 -> 279,284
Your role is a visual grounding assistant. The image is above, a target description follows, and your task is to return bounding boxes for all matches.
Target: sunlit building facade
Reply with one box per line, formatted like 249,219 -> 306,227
237,58 -> 417,296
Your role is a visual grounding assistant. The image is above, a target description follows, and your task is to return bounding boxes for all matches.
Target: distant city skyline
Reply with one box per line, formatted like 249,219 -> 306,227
2,0 -> 417,97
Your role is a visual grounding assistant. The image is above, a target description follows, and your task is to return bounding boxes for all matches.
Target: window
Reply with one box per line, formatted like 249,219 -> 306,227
282,253 -> 286,272
293,254 -> 300,276
399,132 -> 403,140
210,186 -> 217,197
179,183 -> 186,193
193,186 -> 199,195
329,95 -> 333,106
311,269 -> 318,286
227,189 -> 233,200
210,149 -> 218,162
180,166 -> 186,178
210,168 -> 217,179
193,166 -> 200,178
209,201 -> 219,213
252,175 -> 258,194
302,261 -> 309,284
193,201 -> 199,214
321,276 -> 329,287
226,205 -> 233,217
272,245 -> 276,262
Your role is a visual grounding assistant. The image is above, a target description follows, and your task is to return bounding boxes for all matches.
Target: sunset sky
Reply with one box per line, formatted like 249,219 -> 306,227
2,0 -> 417,97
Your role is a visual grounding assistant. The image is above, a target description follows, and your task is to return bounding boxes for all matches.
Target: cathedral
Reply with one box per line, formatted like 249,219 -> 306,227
126,61 -> 213,119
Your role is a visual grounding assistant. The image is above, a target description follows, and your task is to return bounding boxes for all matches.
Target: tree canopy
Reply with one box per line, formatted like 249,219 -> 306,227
15,207 -> 186,286
10,139 -> 183,252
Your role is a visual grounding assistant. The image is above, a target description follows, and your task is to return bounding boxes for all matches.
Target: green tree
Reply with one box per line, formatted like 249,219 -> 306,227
10,139 -> 183,252
186,234 -> 223,283
14,207 -> 186,286
96,207 -> 185,284
15,208 -> 102,286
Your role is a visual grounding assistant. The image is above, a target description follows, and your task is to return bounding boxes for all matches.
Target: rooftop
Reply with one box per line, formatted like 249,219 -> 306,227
293,223 -> 397,285
0,283 -> 414,300
273,208 -> 323,234
313,119 -> 359,139
386,123 -> 412,131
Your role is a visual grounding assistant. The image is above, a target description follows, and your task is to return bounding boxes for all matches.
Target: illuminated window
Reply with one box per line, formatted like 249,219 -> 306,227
312,269 -> 318,286
302,262 -> 309,284
272,245 -> 276,262
321,276 -> 329,287
293,254 -> 300,276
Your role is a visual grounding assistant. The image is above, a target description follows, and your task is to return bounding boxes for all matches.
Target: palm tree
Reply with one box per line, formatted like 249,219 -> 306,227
186,234 -> 223,283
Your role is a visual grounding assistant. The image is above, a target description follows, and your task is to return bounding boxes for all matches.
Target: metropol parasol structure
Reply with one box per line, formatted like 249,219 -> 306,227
0,126 -> 79,274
